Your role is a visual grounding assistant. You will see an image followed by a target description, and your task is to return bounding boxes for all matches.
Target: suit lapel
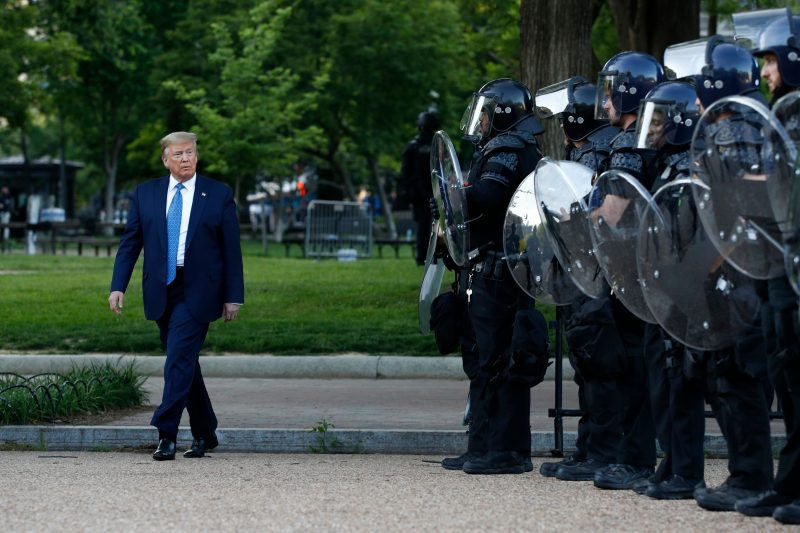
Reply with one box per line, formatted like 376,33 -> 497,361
155,176 -> 169,254
185,174 -> 208,251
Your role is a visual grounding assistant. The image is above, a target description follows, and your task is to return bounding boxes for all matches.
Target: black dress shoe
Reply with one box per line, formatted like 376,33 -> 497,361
462,451 -> 527,475
152,438 -> 176,461
540,454 -> 584,477
183,433 -> 219,458
694,480 -> 762,512
441,451 -> 483,470
774,500 -> 800,525
646,475 -> 705,500
593,464 -> 654,490
735,490 -> 794,517
555,458 -> 608,482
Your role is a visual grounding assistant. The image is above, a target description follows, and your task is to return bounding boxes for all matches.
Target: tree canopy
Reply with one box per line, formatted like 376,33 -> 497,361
0,0 -> 794,227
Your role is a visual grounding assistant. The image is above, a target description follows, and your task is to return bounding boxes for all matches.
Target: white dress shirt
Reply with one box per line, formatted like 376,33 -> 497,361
166,174 -> 195,267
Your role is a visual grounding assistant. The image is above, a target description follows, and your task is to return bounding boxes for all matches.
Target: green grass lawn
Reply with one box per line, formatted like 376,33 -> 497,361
0,239 -> 556,355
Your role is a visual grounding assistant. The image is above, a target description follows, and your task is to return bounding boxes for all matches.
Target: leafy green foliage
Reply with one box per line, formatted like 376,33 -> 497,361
308,418 -> 342,453
0,362 -> 147,424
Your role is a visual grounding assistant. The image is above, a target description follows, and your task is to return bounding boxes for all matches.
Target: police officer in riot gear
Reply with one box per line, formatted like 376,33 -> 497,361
585,51 -> 666,491
731,8 -> 800,524
658,34 -> 776,512
439,78 -> 549,474
401,110 -> 441,265
562,81 -> 619,172
628,80 -> 707,500
533,76 -> 622,479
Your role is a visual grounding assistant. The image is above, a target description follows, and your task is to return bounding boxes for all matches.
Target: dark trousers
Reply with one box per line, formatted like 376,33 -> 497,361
564,297 -> 621,463
583,377 -> 623,464
706,347 -> 774,491
572,367 -> 590,460
765,277 -> 800,498
413,202 -> 431,265
645,325 -> 705,481
460,267 -> 531,453
150,272 -> 216,441
612,305 -> 656,468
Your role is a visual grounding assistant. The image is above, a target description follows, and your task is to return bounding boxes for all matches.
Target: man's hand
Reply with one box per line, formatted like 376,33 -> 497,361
109,291 -> 125,315
223,303 -> 241,322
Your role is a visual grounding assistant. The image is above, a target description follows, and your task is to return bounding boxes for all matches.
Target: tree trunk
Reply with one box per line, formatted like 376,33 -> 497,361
607,0 -> 700,60
520,0 -> 601,158
103,134 -> 125,232
369,154 -> 397,239
330,153 -> 357,200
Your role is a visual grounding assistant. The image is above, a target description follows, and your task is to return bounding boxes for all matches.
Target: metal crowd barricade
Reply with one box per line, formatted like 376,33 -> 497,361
304,200 -> 372,258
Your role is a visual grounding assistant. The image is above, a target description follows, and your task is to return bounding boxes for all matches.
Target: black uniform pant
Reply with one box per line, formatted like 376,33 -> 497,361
706,343 -> 774,491
460,265 -> 531,453
571,365 -> 590,461
645,325 -> 705,481
412,201 -> 431,265
582,377 -> 623,464
565,296 -> 623,464
765,277 -> 800,498
613,302 -> 656,468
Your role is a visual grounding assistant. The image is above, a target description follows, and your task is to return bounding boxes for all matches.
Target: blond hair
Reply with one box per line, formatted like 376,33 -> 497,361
160,131 -> 197,156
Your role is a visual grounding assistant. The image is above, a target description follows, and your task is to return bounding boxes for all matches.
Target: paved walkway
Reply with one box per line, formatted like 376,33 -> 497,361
3,452 -> 791,532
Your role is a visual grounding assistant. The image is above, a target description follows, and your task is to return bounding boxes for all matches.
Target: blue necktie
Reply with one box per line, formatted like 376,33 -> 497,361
166,183 -> 184,285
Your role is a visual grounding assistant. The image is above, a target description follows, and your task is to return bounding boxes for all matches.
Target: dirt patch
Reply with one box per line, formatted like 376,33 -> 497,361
50,405 -> 155,426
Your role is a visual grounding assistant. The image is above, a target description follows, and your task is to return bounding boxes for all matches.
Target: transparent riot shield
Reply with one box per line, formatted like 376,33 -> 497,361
533,158 -> 606,299
772,92 -> 800,295
691,96 -> 792,280
418,219 -> 446,334
503,164 -> 583,305
430,130 -> 469,267
638,179 -> 761,350
588,169 -> 657,323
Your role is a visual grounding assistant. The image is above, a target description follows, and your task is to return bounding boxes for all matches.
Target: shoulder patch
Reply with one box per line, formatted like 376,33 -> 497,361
610,129 -> 637,150
484,133 -> 525,153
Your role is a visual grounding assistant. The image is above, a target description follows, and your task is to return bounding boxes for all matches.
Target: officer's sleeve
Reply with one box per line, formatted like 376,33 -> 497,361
466,151 -> 518,214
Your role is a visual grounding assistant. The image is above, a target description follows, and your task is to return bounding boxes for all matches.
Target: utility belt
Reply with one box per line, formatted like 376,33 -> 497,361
470,249 -> 506,280
460,245 -> 508,305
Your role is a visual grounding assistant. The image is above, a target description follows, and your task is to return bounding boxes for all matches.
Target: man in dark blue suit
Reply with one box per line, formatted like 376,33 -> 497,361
108,131 -> 244,461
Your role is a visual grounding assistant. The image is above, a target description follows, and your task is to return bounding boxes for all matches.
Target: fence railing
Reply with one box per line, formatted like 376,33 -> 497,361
305,200 -> 372,258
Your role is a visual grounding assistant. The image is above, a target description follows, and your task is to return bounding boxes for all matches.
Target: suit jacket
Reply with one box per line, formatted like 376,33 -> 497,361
111,174 -> 244,324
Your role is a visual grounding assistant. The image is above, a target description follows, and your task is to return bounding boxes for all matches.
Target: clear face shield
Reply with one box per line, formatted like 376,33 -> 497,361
664,38 -> 709,79
535,80 -> 571,118
460,94 -> 497,143
635,100 -> 681,149
733,8 -> 792,49
595,72 -> 619,121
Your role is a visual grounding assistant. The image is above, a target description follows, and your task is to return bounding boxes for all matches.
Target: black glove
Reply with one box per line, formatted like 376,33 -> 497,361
429,197 -> 439,221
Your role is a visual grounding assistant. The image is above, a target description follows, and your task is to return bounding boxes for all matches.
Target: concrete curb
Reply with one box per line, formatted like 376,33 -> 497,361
0,425 -> 785,457
0,354 -> 572,381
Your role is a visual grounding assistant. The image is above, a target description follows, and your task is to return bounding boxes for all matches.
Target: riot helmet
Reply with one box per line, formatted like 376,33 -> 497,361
596,52 -> 667,123
417,110 -> 441,135
665,36 -> 760,109
461,78 -> 535,143
536,76 -> 609,142
634,81 -> 700,149
733,8 -> 800,88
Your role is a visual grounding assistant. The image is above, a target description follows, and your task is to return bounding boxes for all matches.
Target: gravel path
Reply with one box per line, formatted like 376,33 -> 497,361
1,452 -> 791,532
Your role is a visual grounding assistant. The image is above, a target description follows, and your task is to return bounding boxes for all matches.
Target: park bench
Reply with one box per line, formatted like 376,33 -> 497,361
55,236 -> 118,256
